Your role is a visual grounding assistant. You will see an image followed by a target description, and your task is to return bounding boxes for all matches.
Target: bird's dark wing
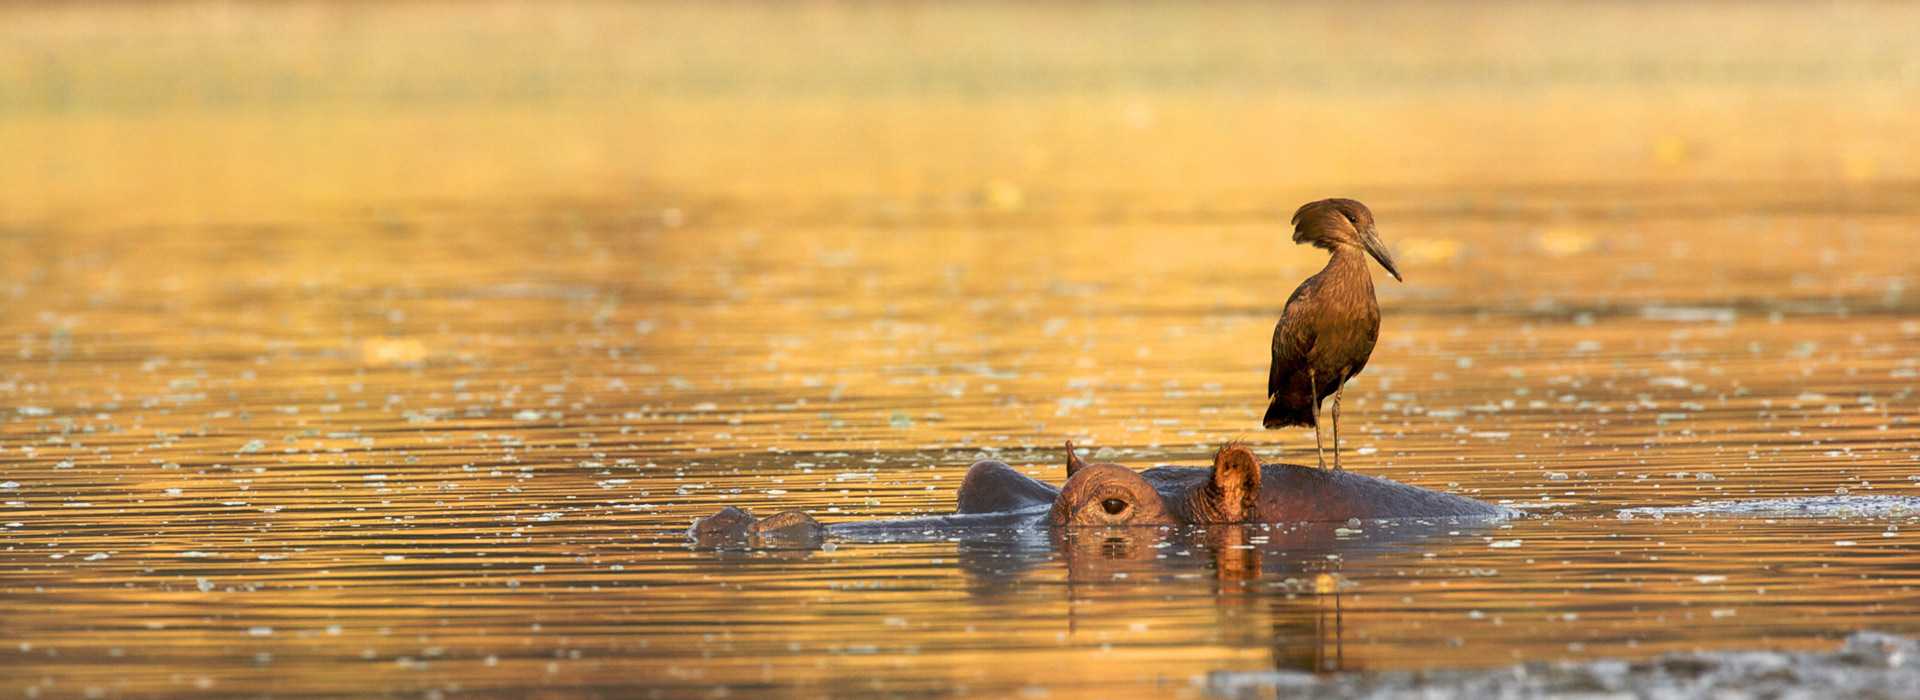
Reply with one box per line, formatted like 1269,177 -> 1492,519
1267,283 -> 1319,399
1343,318 -> 1381,381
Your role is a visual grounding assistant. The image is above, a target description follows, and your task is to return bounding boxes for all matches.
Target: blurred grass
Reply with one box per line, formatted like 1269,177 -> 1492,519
0,1 -> 1916,226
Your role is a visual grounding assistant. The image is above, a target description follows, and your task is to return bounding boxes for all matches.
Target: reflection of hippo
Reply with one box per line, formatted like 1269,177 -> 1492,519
691,443 -> 1509,547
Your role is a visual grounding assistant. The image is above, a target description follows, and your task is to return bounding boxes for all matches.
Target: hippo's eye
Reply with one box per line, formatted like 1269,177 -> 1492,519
1100,498 -> 1129,515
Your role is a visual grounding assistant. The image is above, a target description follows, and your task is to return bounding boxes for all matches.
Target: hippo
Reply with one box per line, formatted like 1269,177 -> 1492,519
1053,442 -> 1510,526
690,442 -> 1510,547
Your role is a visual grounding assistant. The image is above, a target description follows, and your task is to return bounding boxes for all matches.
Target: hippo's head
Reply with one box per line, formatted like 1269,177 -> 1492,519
1051,442 -> 1263,526
1052,441 -> 1172,526
1051,461 -> 1173,526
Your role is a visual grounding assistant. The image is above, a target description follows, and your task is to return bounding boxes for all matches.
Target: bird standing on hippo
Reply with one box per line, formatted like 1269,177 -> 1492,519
1265,198 -> 1403,471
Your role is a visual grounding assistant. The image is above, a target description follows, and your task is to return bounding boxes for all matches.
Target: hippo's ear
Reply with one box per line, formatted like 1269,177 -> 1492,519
1207,444 -> 1262,522
1065,440 -> 1088,477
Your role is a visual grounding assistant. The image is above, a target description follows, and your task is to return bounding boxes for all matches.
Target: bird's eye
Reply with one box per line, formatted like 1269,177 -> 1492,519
1100,498 -> 1129,515
1342,211 -> 1357,224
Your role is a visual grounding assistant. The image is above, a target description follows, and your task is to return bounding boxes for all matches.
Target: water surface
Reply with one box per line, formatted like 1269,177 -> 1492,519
3,2 -> 1920,698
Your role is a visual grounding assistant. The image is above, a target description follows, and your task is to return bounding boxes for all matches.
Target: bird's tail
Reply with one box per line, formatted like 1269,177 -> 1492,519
1262,395 -> 1316,429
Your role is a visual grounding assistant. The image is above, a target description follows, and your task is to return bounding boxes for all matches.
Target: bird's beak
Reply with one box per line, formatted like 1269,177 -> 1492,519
1361,225 -> 1403,282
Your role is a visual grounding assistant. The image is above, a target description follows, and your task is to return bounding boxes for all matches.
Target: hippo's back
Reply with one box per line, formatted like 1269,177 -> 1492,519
1141,463 -> 1509,522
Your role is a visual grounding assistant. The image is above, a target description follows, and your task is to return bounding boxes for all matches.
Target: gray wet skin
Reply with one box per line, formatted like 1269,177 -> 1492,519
1056,442 -> 1509,526
689,443 -> 1508,547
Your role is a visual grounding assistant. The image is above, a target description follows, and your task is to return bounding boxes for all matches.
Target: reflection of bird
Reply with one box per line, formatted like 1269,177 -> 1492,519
1265,199 -> 1402,470
1267,574 -> 1351,673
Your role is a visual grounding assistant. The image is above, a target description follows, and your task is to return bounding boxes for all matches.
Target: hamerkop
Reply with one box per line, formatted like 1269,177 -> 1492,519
1264,198 -> 1402,470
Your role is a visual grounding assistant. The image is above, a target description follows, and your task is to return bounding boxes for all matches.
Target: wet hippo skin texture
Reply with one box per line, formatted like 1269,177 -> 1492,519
1139,464 -> 1507,522
1053,443 -> 1505,526
956,460 -> 1060,514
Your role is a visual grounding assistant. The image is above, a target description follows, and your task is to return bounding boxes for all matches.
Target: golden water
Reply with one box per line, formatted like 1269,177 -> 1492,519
3,2 -> 1920,697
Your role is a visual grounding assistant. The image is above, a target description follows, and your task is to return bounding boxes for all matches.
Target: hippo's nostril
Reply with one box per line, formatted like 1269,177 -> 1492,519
1101,498 -> 1128,515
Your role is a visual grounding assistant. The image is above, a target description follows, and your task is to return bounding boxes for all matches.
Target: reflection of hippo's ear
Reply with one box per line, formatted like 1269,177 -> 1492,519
1065,440 -> 1088,477
1208,444 -> 1263,523
1207,524 -> 1261,582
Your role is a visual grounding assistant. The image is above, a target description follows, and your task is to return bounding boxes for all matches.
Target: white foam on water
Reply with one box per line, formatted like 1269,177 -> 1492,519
1619,495 -> 1920,519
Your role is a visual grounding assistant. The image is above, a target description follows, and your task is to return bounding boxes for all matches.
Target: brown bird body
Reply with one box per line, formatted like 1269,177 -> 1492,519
1264,198 -> 1402,470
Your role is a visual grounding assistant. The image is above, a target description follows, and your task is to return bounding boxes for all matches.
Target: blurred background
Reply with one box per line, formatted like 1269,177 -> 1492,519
3,1 -> 1915,226
4,2 -> 1920,698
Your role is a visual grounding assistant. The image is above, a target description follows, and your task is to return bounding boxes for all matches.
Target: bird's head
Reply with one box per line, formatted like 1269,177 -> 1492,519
1290,198 -> 1403,282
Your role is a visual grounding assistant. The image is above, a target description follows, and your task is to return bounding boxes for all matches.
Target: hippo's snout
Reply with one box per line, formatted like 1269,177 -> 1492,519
690,507 -> 826,549
690,506 -> 756,543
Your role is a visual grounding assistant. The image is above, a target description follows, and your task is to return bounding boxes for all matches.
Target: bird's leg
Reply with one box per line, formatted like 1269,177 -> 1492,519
1331,375 -> 1345,471
1310,368 -> 1326,470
